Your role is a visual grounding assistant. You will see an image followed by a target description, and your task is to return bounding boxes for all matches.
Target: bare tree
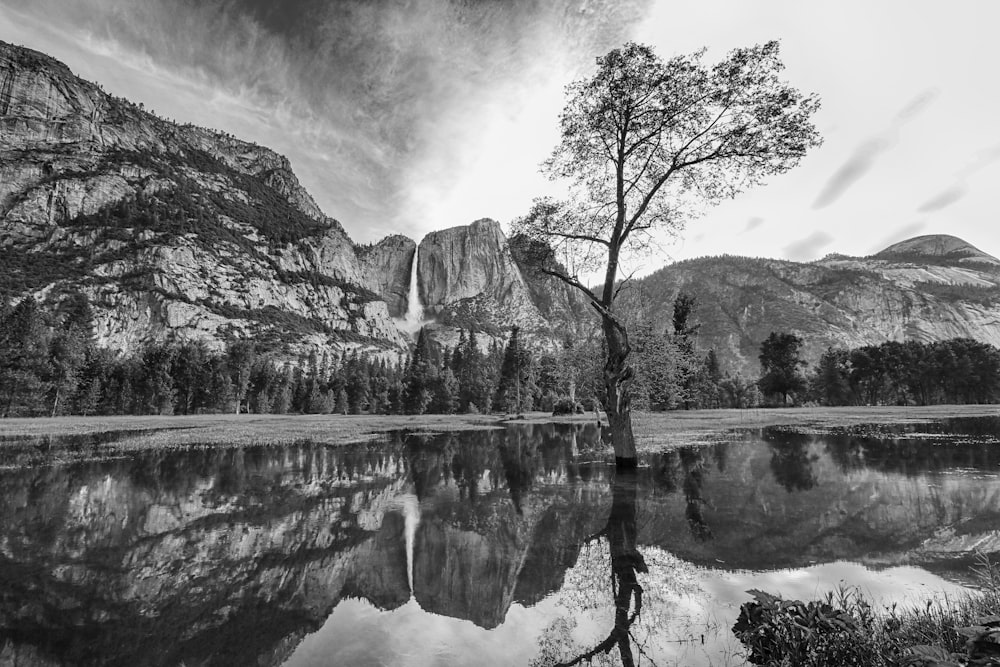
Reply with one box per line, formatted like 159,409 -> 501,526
513,41 -> 821,465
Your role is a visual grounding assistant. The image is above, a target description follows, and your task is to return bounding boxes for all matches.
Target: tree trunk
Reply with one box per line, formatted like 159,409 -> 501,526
602,315 -> 638,467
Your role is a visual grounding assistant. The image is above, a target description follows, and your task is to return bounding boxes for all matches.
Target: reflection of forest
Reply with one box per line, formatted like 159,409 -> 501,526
2,419 -> 1000,665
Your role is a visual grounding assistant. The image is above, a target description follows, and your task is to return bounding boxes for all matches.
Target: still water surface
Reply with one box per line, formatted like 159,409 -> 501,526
3,418 -> 1000,666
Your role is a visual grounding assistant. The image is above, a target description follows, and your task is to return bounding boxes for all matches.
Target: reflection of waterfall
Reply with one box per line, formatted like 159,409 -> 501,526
398,245 -> 424,335
399,493 -> 421,597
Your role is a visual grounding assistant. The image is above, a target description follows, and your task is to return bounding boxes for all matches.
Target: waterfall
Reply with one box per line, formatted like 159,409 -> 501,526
398,245 -> 424,335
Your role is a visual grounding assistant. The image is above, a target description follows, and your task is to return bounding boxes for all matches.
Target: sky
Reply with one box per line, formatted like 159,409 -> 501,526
2,0 -> 999,271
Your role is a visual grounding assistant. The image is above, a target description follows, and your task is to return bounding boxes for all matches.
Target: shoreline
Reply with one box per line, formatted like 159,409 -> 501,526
0,404 -> 996,452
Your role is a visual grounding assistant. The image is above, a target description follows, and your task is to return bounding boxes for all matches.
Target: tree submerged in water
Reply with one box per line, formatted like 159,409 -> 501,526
513,40 -> 822,465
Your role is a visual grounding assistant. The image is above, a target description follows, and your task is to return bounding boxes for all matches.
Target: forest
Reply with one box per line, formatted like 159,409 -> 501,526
3,291 -> 999,418
0,292 -> 756,418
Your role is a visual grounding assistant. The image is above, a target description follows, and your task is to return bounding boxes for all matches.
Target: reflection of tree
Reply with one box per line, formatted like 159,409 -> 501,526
680,449 -> 713,541
499,430 -> 537,514
651,448 -> 714,540
768,436 -> 818,492
552,470 -> 649,667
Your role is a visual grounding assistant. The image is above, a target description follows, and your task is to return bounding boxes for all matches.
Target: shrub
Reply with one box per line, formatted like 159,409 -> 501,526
552,396 -> 583,416
733,588 -> 876,666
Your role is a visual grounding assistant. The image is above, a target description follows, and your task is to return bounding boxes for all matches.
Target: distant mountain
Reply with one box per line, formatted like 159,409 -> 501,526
623,234 -> 1000,376
875,234 -> 1000,266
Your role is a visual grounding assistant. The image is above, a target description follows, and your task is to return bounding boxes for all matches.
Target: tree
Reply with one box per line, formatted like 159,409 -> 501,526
758,332 -> 807,405
48,321 -> 89,417
227,341 -> 257,414
0,297 -> 53,416
495,326 -> 533,413
513,41 -> 821,465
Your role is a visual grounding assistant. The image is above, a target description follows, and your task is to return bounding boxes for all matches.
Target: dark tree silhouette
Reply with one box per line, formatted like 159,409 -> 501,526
758,332 -> 807,405
554,470 -> 648,667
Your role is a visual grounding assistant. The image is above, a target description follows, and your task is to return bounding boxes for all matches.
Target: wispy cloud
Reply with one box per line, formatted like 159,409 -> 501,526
917,186 -> 966,213
813,89 -> 939,209
869,221 -> 927,254
0,0 -> 654,241
916,144 -> 1000,214
783,231 -> 834,261
742,216 -> 764,233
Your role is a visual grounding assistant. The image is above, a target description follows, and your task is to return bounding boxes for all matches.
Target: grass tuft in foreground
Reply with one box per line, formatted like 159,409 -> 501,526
733,551 -> 1000,666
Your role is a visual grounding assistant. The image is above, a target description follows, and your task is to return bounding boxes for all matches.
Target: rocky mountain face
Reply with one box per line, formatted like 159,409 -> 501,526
0,41 -> 407,359
623,234 -> 1000,377
0,41 -> 585,361
415,218 -> 589,347
356,235 -> 415,318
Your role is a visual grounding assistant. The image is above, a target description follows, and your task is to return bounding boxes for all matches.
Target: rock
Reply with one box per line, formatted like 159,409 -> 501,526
357,235 -> 416,318
0,39 -> 409,360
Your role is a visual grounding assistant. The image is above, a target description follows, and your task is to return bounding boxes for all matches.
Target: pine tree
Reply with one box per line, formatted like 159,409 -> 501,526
404,327 -> 436,414
495,326 -> 532,414
0,297 -> 53,417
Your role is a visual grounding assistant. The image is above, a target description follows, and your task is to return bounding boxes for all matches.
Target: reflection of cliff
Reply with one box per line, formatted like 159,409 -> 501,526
0,424 -> 612,663
637,428 -> 1000,571
5,421 -> 1000,665
407,426 -> 609,629
0,445 -> 415,667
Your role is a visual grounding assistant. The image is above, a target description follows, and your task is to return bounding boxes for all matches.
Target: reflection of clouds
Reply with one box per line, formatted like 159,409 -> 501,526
813,90 -> 938,209
543,548 -> 971,667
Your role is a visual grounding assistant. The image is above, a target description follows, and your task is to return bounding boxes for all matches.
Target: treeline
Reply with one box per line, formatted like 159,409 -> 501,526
628,293 -> 762,410
0,294 -> 589,417
1,290 -> 761,417
809,338 -> 1000,406
756,332 -> 1000,406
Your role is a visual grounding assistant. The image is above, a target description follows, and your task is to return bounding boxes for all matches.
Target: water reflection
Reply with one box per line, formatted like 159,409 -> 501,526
550,471 -> 647,667
0,419 -> 999,665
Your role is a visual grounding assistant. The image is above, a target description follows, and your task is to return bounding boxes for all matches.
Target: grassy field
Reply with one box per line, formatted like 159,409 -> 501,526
0,404 -> 996,453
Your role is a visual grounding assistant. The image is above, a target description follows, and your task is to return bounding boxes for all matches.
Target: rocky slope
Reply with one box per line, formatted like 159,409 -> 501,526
624,234 -> 1000,377
0,41 -> 589,361
1,40 -> 407,359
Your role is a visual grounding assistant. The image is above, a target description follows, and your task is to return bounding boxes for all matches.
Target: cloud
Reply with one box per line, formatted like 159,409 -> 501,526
743,216 -> 764,233
915,143 -> 1000,215
811,137 -> 890,209
0,0 -> 654,241
869,221 -> 927,253
813,89 -> 938,209
783,231 -> 834,262
917,186 -> 966,213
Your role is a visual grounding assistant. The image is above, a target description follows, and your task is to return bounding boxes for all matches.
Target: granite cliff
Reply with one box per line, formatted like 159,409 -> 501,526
0,41 -> 585,361
0,40 -> 408,359
415,218 -> 590,346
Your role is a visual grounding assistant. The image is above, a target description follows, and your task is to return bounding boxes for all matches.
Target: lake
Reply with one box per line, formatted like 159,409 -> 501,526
2,416 -> 1000,666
